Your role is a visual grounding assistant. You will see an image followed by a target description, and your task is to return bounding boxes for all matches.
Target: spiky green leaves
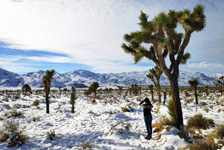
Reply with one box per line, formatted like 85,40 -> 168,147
179,4 -> 205,32
43,70 -> 55,94
180,52 -> 191,65
188,78 -> 199,87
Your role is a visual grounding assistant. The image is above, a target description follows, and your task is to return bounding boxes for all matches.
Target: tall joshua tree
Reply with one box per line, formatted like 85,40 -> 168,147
121,4 -> 205,129
146,66 -> 163,103
188,78 -> 199,105
43,69 -> 55,113
216,76 -> 224,96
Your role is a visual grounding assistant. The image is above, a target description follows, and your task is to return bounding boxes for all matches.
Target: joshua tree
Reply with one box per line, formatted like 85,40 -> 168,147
122,4 -> 205,129
22,84 -> 32,96
70,88 -> 76,113
43,69 -> 55,113
204,85 -> 209,96
58,86 -> 62,97
117,86 -> 123,96
216,76 -> 224,96
131,84 -> 140,96
148,84 -> 154,101
146,66 -> 163,103
88,82 -> 99,100
188,78 -> 199,105
121,4 -> 205,129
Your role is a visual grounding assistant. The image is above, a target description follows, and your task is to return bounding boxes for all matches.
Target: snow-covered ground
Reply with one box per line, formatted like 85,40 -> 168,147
0,89 -> 223,150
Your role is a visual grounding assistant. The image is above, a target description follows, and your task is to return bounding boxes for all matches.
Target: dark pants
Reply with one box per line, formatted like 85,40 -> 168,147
144,115 -> 152,138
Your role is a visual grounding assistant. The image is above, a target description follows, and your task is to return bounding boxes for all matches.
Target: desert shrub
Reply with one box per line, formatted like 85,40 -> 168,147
2,119 -> 27,147
121,107 -> 130,112
32,100 -> 40,106
107,120 -> 124,136
167,100 -> 176,124
0,131 -> 9,142
91,99 -> 96,104
187,114 -> 214,130
4,109 -> 24,118
216,124 -> 224,139
152,118 -> 174,133
47,130 -> 57,141
81,142 -> 93,149
200,101 -> 207,105
186,138 -> 217,150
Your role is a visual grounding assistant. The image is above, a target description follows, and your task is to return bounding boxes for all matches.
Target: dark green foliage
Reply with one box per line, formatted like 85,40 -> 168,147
167,99 -> 176,124
88,82 -> 99,100
204,85 -> 209,96
22,84 -> 32,96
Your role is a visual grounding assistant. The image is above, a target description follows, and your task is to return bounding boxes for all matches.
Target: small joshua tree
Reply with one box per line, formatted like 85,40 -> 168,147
117,86 -> 123,96
43,69 -> 55,113
22,84 -> 32,96
148,84 -> 154,101
88,82 -> 99,100
130,84 -> 140,96
146,66 -> 163,103
70,89 -> 76,113
188,78 -> 199,105
204,85 -> 209,96
216,76 -> 224,96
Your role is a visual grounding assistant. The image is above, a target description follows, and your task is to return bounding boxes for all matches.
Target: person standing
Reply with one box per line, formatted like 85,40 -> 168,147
139,97 -> 153,140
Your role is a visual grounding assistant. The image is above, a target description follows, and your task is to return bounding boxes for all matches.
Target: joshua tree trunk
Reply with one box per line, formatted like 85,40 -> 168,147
194,87 -> 198,104
46,92 -> 49,113
168,75 -> 183,129
71,104 -> 74,113
156,86 -> 161,103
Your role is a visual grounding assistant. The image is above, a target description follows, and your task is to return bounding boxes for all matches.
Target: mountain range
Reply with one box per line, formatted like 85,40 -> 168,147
0,68 -> 223,88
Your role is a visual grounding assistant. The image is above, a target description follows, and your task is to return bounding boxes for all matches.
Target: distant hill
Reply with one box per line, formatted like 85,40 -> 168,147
0,68 -> 219,87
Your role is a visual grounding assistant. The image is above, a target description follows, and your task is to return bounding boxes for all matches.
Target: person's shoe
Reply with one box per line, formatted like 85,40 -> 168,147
145,136 -> 151,140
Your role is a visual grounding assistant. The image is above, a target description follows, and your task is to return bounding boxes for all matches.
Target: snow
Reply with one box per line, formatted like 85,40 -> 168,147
0,89 -> 224,149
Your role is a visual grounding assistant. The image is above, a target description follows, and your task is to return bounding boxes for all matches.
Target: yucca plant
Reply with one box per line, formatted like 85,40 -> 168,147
88,82 -> 99,100
188,78 -> 199,105
121,4 -> 206,129
204,85 -> 209,96
43,69 -> 55,113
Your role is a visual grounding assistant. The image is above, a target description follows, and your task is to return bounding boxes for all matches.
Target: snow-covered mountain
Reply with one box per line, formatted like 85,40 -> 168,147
0,68 -> 218,87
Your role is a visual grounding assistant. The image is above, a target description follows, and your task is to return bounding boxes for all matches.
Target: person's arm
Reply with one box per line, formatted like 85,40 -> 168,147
139,100 -> 144,105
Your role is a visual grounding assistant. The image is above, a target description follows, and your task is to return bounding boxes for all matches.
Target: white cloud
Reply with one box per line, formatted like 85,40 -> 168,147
0,0 -> 223,73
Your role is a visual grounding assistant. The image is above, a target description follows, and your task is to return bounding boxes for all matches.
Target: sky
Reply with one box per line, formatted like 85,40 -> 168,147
0,0 -> 223,75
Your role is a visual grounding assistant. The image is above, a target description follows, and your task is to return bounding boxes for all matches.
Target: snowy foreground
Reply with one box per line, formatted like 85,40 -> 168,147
0,89 -> 224,150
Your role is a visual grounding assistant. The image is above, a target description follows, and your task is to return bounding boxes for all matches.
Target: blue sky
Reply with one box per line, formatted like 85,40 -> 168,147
0,0 -> 223,75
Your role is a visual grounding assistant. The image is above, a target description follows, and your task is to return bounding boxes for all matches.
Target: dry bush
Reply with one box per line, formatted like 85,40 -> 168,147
47,130 -> 57,141
2,119 -> 27,147
185,138 -> 217,150
121,107 -> 130,112
216,124 -> 224,139
4,109 -> 24,118
107,120 -> 124,136
81,142 -> 93,149
152,118 -> 174,134
32,100 -> 40,106
187,114 -> 214,130
156,104 -> 160,113
91,99 -> 96,104
0,131 -> 9,142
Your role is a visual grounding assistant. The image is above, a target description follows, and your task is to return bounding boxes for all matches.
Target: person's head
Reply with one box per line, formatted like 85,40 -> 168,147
144,97 -> 150,104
